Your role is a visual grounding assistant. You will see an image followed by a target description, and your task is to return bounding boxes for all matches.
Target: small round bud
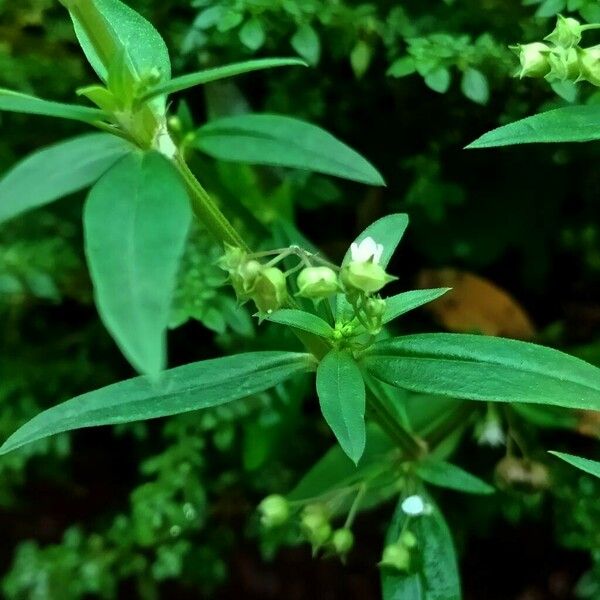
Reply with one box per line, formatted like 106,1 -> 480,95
545,15 -> 583,49
399,530 -> 417,549
380,543 -> 410,572
258,495 -> 289,528
301,505 -> 332,547
167,116 -> 182,133
401,494 -> 426,516
578,45 -> 600,86
331,528 -> 354,555
494,456 -> 550,494
252,267 -> 288,313
364,297 -> 386,318
341,262 -> 395,295
296,266 -> 339,299
547,46 -> 580,82
513,42 -> 551,79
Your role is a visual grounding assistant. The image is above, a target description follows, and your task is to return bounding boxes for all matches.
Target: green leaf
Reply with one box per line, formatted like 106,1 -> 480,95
466,105 -> 600,149
193,113 -> 385,185
239,18 -> 266,51
0,133 -> 134,225
383,288 -> 450,325
415,460 -> 494,495
382,493 -> 461,600
264,309 -> 334,338
288,425 -> 394,502
0,88 -> 106,123
424,67 -> 451,93
291,23 -> 320,65
142,58 -> 306,101
350,40 -> 372,78
84,151 -> 192,377
387,57 -> 417,78
363,333 -> 600,410
67,0 -> 171,84
460,68 -> 489,105
0,351 -> 314,455
336,213 -> 408,321
316,350 -> 366,464
549,451 -> 600,479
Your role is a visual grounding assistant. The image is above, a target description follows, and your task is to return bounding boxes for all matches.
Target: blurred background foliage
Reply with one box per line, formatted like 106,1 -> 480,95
0,0 -> 599,598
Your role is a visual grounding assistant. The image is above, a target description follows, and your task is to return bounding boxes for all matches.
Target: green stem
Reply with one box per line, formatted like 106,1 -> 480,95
366,390 -> 426,460
173,153 -> 248,250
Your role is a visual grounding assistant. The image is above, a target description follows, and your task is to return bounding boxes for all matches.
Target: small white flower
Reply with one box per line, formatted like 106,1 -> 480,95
477,420 -> 506,447
350,237 -> 384,264
401,495 -> 426,516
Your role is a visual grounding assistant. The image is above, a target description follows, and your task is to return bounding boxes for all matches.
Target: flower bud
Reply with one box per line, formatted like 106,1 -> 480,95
341,262 -> 396,295
494,456 -> 550,494
399,530 -> 417,549
252,267 -> 288,313
547,46 -> 580,81
380,543 -> 410,572
258,495 -> 290,528
578,45 -> 600,86
545,15 -> 583,49
513,43 -> 551,78
364,297 -> 386,318
296,266 -> 339,300
331,528 -> 354,556
301,505 -> 332,548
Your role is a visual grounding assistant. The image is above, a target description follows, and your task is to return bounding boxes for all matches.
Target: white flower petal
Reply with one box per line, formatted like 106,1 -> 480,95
401,495 -> 426,516
350,237 -> 384,264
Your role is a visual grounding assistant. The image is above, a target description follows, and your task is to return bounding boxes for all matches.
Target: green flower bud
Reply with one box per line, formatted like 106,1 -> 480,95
545,15 -> 583,49
341,262 -> 396,295
578,45 -> 600,86
301,505 -> 332,548
218,246 -> 264,301
331,528 -> 354,555
296,266 -> 339,299
513,43 -> 551,78
380,543 -> 410,572
399,530 -> 417,549
547,46 -> 580,81
364,297 -> 386,318
258,495 -> 290,528
252,267 -> 288,313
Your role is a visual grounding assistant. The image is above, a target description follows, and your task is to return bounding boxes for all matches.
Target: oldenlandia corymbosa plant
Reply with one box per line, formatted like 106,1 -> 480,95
0,4 -> 599,596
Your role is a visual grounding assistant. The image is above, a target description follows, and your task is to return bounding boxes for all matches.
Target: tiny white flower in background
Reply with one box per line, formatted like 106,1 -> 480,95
401,495 -> 426,516
477,419 -> 506,447
350,236 -> 384,264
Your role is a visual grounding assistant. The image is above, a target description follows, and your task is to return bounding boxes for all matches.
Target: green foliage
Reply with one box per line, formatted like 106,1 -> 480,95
193,113 -> 385,185
1,0 -> 599,597
316,349 -> 366,464
0,134 -> 133,225
382,493 -> 461,600
84,151 -> 191,376
550,451 -> 600,479
363,334 -> 600,409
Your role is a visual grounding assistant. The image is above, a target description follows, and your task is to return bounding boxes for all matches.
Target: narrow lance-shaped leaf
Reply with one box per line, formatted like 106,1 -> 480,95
192,113 -> 385,186
65,0 -> 171,85
549,451 -> 600,479
467,105 -> 600,148
383,288 -> 451,325
84,150 -> 192,378
0,133 -> 134,225
337,213 -> 408,321
0,351 -> 314,455
142,58 -> 307,101
0,88 -> 107,123
415,460 -> 495,495
264,309 -> 334,338
382,493 -> 461,600
316,349 -> 366,464
363,333 -> 600,411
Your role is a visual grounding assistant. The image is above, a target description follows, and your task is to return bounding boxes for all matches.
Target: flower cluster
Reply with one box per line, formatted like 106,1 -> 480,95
513,15 -> 600,86
218,237 -> 396,331
258,496 -> 355,559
